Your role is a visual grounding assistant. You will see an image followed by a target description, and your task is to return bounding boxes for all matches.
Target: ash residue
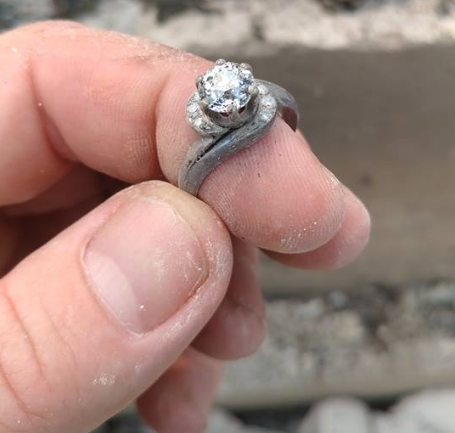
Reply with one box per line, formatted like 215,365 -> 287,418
0,0 -> 218,30
219,280 -> 455,407
266,281 -> 455,355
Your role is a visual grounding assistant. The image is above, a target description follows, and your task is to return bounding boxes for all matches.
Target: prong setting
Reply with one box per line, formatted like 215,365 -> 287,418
188,60 -> 277,133
199,98 -> 209,109
248,84 -> 259,96
240,62 -> 253,71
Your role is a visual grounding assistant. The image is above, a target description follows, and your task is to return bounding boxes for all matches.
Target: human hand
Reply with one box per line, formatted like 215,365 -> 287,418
0,22 -> 370,433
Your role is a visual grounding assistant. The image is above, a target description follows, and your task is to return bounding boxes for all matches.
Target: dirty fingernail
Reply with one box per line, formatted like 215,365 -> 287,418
84,198 -> 207,334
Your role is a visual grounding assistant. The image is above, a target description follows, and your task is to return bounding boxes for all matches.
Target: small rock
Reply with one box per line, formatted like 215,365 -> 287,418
298,398 -> 373,433
376,389 -> 455,433
296,390 -> 455,433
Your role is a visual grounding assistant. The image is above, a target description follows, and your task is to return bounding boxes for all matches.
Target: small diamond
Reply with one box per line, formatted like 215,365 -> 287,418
262,95 -> 276,109
258,84 -> 269,95
194,118 -> 204,129
187,91 -> 230,136
193,118 -> 211,132
260,110 -> 274,121
187,103 -> 199,114
197,62 -> 254,113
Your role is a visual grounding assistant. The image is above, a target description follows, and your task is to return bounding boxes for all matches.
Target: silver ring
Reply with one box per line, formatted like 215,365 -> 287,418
178,59 -> 300,196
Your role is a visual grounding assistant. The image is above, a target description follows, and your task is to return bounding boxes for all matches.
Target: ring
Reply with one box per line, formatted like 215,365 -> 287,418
178,59 -> 300,196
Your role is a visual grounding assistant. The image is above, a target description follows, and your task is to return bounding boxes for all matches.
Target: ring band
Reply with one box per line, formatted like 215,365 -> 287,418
178,60 -> 300,196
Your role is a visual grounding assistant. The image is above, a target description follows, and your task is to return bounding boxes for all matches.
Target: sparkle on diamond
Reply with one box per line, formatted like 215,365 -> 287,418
197,62 -> 254,113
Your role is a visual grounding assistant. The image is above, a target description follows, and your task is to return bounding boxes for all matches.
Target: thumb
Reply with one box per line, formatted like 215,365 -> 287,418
0,181 -> 232,433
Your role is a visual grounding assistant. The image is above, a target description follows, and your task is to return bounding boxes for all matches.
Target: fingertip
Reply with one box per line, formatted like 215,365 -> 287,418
272,155 -> 347,254
321,187 -> 371,270
199,120 -> 347,254
148,400 -> 207,433
193,240 -> 266,360
333,188 -> 371,269
266,187 -> 371,270
140,397 -> 207,433
194,300 -> 266,360
229,306 -> 266,357
138,349 -> 220,433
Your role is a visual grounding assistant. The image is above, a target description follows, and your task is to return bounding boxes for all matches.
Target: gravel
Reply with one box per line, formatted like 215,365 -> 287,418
3,0 -> 455,50
219,281 -> 455,407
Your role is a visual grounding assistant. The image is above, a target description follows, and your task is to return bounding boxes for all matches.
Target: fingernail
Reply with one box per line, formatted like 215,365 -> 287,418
83,198 -> 207,334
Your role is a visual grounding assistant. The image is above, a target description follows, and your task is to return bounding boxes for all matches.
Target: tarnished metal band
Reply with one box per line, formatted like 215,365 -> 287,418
178,79 -> 299,196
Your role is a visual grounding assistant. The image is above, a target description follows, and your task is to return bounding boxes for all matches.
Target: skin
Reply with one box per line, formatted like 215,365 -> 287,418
0,21 -> 371,433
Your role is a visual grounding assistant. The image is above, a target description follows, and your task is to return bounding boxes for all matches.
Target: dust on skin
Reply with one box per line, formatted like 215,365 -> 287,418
93,372 -> 116,386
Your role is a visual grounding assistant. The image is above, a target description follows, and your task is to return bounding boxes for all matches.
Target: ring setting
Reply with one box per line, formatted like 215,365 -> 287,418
186,59 -> 277,136
179,59 -> 299,196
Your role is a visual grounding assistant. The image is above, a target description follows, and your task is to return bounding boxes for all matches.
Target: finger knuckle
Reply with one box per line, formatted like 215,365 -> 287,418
0,280 -> 77,430
14,19 -> 86,37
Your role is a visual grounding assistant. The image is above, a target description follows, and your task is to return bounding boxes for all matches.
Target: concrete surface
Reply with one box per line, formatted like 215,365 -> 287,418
78,0 -> 455,50
218,281 -> 455,408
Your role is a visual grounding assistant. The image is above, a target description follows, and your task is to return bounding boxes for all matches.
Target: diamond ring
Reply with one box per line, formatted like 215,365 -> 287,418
178,59 -> 300,196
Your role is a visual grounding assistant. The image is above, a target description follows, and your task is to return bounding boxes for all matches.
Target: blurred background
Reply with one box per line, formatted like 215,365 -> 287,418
2,0 -> 455,432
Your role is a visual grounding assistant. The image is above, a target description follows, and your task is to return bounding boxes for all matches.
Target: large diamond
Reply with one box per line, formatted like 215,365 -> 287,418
197,62 -> 254,113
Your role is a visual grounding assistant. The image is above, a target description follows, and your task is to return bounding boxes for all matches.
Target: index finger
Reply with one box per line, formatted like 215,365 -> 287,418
0,21 -> 362,254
